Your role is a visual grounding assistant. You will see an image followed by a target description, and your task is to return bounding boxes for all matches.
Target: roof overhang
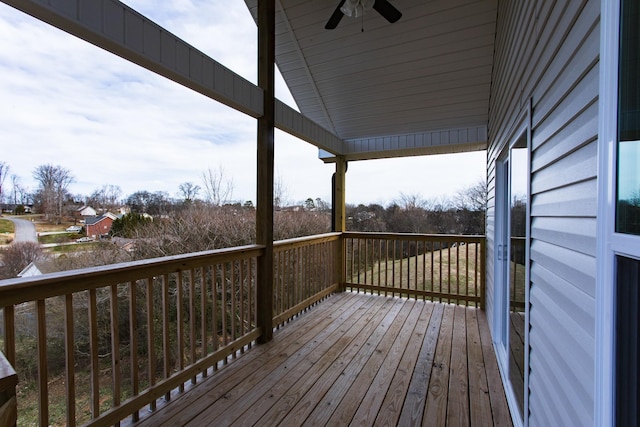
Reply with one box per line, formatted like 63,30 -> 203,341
245,0 -> 497,161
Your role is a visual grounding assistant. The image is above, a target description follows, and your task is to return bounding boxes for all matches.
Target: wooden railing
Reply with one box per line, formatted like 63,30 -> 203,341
0,245 -> 263,427
0,232 -> 484,426
272,233 -> 341,326
343,232 -> 485,307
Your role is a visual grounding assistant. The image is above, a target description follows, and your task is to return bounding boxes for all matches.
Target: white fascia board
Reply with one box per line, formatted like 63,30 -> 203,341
320,126 -> 488,162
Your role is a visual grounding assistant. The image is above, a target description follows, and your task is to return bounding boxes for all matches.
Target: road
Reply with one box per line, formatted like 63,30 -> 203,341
4,217 -> 38,243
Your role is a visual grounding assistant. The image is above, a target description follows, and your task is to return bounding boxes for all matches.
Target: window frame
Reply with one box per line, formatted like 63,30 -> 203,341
597,0 -> 640,424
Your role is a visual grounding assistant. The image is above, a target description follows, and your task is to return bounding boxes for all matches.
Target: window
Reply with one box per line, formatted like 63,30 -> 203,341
617,0 -> 640,235
615,255 -> 640,425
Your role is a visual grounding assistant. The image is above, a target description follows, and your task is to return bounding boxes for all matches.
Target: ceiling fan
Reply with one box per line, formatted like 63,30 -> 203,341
325,0 -> 402,30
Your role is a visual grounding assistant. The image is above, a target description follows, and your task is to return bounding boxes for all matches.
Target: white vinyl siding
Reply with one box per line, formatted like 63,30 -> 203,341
487,1 -> 599,425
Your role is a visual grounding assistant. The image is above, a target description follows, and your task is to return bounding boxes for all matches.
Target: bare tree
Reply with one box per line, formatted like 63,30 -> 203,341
454,179 -> 488,235
273,174 -> 289,210
396,192 -> 427,210
10,174 -> 21,205
178,182 -> 201,202
0,242 -> 45,279
201,166 -> 233,206
0,161 -> 9,204
131,204 -> 255,258
32,164 -> 74,221
88,184 -> 122,212
455,179 -> 488,212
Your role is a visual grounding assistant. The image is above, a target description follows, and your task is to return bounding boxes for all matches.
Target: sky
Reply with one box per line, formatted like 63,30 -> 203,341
0,1 -> 486,207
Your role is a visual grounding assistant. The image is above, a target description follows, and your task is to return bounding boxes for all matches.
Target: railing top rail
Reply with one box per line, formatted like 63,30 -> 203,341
0,244 -> 265,307
343,231 -> 486,243
274,232 -> 341,250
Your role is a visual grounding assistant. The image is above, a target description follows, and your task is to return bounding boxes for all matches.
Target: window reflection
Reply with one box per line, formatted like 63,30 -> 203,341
509,143 -> 527,419
617,0 -> 640,235
617,141 -> 640,234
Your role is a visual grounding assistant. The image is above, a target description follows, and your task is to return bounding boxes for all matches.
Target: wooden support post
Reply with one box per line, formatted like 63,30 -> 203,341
333,157 -> 347,291
0,351 -> 18,427
256,0 -> 275,344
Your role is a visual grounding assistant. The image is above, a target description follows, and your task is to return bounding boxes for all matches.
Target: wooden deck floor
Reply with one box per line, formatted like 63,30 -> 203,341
134,292 -> 513,427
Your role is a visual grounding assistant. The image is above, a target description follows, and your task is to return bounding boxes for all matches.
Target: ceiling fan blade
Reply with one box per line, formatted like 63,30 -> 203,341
325,0 -> 347,29
373,0 -> 402,23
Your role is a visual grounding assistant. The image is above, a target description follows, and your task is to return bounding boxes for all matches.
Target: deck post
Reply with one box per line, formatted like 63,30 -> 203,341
256,0 -> 275,344
333,157 -> 347,291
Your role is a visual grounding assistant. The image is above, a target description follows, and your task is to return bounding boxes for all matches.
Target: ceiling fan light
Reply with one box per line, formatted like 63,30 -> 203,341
340,0 -> 358,17
340,0 -> 374,18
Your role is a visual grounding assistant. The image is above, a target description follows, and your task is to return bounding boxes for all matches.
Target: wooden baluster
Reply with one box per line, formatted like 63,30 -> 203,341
2,306 -> 15,368
146,277 -> 156,410
290,248 -> 294,310
414,240 -> 419,299
448,245 -> 452,304
392,239 -> 396,297
189,269 -> 197,378
201,267 -> 209,372
230,263 -> 237,359
377,239 -> 382,293
176,272 -> 184,392
221,264 -> 228,363
276,250 -> 281,319
384,239 -> 389,297
239,261 -> 245,351
162,274 -> 171,400
465,242 -> 470,306
88,289 -> 99,418
127,282 -> 139,422
109,285 -> 121,426
439,242 -> 444,303
456,242 -> 461,305
422,240 -> 427,301
294,247 -> 298,308
36,299 -> 49,426
64,294 -> 76,426
212,266 -> 218,371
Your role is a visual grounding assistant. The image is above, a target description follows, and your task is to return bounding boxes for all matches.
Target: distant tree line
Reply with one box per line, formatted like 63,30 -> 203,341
617,189 -> 640,234
346,180 -> 487,235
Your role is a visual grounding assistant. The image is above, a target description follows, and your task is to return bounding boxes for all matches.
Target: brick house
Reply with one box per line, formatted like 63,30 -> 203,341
84,212 -> 118,238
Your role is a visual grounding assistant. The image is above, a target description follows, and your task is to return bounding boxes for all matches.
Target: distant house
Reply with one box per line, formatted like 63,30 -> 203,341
75,205 -> 97,219
85,212 -> 118,238
18,260 -> 59,278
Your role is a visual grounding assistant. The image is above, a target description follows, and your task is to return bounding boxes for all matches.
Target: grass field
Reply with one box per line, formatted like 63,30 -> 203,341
0,218 -> 14,244
346,243 -> 483,305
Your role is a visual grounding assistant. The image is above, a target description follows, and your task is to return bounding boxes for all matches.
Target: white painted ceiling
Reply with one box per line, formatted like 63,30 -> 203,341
245,0 -> 497,159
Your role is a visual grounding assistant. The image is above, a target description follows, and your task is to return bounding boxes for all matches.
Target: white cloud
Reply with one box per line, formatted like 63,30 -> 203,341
0,1 -> 485,207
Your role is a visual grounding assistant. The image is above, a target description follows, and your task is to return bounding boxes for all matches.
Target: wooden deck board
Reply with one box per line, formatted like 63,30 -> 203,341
227,296 -> 396,426
131,292 -> 513,427
358,302 -> 435,426
447,305 -> 470,426
396,302 -> 443,426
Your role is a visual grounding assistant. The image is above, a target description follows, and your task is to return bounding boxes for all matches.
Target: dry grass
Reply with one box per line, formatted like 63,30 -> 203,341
0,218 -> 14,244
347,242 -> 483,305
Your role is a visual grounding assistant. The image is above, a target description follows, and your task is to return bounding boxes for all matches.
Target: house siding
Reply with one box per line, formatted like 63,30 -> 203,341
86,217 -> 114,237
487,1 -> 598,425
